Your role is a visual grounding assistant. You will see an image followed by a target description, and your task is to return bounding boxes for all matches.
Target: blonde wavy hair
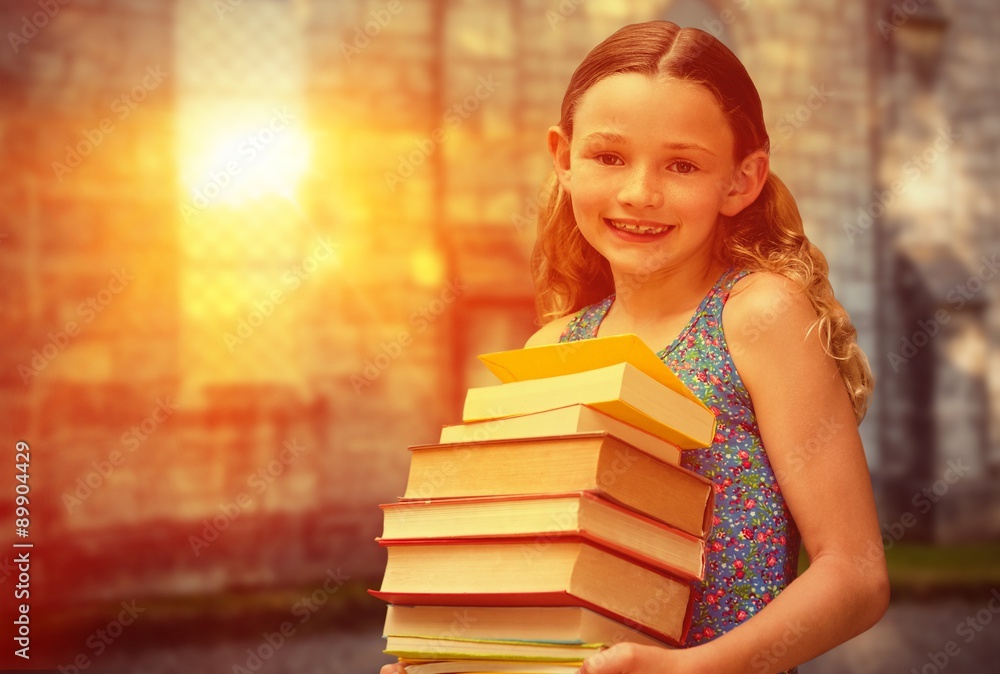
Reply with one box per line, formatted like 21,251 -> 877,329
531,21 -> 874,423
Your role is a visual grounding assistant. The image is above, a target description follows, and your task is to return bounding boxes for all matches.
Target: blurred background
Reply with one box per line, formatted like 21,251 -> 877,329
0,0 -> 997,672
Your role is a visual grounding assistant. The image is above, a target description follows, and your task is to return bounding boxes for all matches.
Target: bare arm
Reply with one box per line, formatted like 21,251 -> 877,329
582,273 -> 889,674
524,313 -> 575,347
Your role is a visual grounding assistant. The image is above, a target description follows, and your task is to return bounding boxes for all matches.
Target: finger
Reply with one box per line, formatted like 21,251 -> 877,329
379,663 -> 406,674
580,643 -> 632,674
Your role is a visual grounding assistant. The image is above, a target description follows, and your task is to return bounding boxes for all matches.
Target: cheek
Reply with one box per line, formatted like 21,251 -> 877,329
569,179 -> 610,220
572,168 -> 619,206
675,181 -> 726,219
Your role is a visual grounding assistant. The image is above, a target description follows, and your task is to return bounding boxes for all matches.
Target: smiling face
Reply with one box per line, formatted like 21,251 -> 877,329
551,73 -> 748,281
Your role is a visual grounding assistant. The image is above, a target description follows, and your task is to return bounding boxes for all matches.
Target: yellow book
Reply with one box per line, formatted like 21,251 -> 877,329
386,634 -> 601,661
477,334 -> 706,409
463,363 -> 714,449
383,605 -> 669,648
401,661 -> 580,674
439,404 -> 681,466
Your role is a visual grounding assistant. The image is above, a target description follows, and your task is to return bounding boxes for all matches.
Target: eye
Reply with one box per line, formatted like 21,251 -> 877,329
595,153 -> 624,166
671,161 -> 698,174
670,161 -> 698,174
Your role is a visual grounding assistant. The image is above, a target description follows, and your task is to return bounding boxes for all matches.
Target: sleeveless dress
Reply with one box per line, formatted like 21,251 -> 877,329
559,268 -> 800,672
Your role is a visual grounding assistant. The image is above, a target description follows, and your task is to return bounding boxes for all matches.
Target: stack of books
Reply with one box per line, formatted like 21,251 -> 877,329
371,335 -> 717,673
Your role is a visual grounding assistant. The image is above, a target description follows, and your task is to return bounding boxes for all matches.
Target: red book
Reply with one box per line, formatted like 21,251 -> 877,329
380,491 -> 706,582
370,537 -> 695,645
402,433 -> 714,538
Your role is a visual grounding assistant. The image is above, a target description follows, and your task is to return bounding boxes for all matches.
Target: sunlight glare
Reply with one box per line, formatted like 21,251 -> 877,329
181,109 -> 311,208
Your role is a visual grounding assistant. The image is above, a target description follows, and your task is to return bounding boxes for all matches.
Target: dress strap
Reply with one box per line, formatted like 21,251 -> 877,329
712,268 -> 752,315
557,268 -> 750,347
558,295 -> 614,343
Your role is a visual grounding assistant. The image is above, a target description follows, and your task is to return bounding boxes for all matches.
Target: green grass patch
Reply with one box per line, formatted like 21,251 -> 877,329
798,542 -> 1000,589
884,543 -> 1000,587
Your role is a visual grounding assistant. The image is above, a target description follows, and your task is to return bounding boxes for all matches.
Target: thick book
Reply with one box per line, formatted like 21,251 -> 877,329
385,634 -> 601,661
439,404 -> 681,466
402,434 -> 714,538
383,605 -> 668,648
371,538 -> 694,645
380,492 -> 705,581
401,661 -> 580,674
463,362 -> 715,449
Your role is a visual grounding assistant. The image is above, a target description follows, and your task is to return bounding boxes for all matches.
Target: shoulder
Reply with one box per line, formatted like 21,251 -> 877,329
524,313 -> 577,347
723,271 -> 817,341
723,271 -> 833,387
726,270 -> 810,312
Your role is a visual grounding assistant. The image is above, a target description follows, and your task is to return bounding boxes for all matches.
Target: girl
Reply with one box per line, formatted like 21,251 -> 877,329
381,20 -> 888,674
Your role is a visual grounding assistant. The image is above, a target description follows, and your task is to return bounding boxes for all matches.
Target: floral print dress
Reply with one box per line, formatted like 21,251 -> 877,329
559,267 -> 800,672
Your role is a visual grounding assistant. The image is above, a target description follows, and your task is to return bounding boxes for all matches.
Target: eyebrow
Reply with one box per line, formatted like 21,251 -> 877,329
580,131 -> 717,156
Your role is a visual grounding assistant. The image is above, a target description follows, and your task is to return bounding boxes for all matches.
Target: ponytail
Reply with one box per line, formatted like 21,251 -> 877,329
723,173 -> 875,423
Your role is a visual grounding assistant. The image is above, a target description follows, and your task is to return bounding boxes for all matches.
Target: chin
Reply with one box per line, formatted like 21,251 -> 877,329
599,248 -> 672,280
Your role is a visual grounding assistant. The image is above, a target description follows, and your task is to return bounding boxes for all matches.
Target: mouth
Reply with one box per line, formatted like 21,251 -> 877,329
604,218 -> 674,237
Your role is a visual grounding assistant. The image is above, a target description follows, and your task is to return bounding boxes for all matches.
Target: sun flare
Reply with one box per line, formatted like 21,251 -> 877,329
180,107 -> 311,208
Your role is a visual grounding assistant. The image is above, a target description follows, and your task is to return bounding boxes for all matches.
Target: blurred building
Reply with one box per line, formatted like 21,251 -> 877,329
0,0 -> 997,625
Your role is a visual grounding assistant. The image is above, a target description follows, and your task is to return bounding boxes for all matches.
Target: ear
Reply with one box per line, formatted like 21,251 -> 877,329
547,125 -> 572,194
720,150 -> 769,217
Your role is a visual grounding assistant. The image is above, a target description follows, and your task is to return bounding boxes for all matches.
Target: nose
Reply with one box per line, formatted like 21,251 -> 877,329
616,164 -> 663,209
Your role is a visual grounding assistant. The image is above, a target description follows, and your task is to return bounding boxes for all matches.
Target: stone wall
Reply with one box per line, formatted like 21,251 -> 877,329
1,0 -> 997,611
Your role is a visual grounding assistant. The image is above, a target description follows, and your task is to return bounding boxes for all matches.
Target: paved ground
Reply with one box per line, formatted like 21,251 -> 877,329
92,598 -> 998,674
801,596 -> 999,674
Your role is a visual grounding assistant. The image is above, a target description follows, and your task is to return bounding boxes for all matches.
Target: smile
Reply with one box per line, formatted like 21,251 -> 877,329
605,219 -> 674,235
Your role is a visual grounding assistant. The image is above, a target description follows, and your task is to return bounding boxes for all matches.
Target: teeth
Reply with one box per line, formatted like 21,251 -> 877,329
608,220 -> 671,235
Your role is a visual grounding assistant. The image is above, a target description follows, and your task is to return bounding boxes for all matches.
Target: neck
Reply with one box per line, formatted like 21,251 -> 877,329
609,255 -> 728,329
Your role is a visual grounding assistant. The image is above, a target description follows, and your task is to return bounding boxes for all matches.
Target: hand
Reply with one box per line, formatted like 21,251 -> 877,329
380,663 -> 406,674
580,643 -> 692,674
